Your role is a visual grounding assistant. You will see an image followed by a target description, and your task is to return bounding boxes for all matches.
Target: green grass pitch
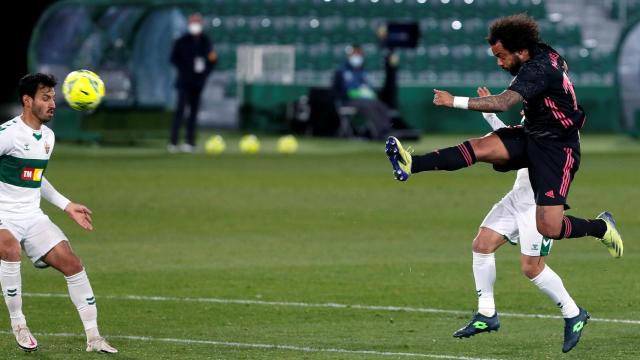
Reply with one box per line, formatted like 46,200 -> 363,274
1,134 -> 638,359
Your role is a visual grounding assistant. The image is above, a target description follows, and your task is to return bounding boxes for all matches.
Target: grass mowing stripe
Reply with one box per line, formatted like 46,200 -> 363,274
23,292 -> 640,325
0,331 -> 501,360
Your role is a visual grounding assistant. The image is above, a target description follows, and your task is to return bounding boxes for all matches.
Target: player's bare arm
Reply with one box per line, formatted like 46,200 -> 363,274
433,88 -> 523,112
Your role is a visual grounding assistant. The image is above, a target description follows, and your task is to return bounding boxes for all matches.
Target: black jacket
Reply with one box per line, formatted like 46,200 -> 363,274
170,33 -> 215,89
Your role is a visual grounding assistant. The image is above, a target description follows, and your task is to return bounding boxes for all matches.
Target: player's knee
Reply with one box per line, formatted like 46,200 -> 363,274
0,243 -> 21,261
472,236 -> 495,253
468,138 -> 487,159
61,256 -> 83,276
468,134 -> 506,163
521,262 -> 544,279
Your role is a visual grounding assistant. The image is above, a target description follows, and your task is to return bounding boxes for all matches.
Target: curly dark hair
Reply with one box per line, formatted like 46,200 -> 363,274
487,14 -> 541,54
18,73 -> 57,106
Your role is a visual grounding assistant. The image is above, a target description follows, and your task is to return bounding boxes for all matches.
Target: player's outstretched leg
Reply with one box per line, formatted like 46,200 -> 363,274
562,307 -> 590,353
385,136 -> 480,181
453,312 -> 500,338
385,136 -> 480,182
596,212 -> 623,258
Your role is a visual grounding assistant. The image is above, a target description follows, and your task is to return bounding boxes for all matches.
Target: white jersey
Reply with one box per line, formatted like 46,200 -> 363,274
0,116 -> 55,219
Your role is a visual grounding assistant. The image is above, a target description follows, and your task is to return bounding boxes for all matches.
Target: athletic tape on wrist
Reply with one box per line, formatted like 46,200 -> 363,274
453,96 -> 469,110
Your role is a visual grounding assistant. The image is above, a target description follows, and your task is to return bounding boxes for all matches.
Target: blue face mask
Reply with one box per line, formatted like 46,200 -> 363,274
349,55 -> 363,68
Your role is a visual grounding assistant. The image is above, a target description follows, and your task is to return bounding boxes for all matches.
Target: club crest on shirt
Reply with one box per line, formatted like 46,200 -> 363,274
44,142 -> 51,154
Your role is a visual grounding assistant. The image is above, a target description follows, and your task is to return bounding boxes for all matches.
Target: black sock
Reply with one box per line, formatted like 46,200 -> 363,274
560,216 -> 607,239
411,141 -> 477,173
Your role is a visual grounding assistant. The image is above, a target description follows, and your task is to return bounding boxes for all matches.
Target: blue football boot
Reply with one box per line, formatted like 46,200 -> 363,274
562,307 -> 590,353
453,312 -> 500,338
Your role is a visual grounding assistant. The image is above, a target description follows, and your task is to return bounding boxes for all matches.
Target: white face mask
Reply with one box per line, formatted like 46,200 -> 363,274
188,22 -> 203,35
348,55 -> 363,68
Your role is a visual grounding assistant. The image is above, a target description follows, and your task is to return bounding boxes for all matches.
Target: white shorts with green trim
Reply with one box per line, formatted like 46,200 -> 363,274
480,187 -> 553,257
0,213 -> 67,266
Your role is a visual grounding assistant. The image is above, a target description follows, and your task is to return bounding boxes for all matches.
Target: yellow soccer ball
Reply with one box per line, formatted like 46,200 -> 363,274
277,135 -> 298,154
239,134 -> 260,154
62,70 -> 105,111
205,135 -> 226,155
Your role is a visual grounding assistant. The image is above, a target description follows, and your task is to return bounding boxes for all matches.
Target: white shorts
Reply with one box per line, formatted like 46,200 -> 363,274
480,188 -> 553,257
0,213 -> 67,265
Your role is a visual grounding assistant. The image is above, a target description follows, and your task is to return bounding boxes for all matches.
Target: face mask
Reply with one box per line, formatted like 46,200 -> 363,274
188,22 -> 203,35
349,55 -> 363,68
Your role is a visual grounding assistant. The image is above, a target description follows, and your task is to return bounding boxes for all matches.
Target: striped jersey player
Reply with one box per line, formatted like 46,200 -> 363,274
385,14 -> 623,353
450,86 -> 592,353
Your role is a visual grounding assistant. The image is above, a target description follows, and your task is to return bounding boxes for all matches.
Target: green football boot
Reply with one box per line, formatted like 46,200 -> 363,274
597,212 -> 623,258
385,136 -> 412,181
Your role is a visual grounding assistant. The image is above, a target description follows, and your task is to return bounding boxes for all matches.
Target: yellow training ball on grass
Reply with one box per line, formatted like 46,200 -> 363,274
239,134 -> 260,154
62,69 -> 105,111
205,135 -> 226,155
277,135 -> 298,154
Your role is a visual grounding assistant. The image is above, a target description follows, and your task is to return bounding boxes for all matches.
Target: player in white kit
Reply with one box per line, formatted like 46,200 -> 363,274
451,87 -> 590,353
0,73 -> 117,353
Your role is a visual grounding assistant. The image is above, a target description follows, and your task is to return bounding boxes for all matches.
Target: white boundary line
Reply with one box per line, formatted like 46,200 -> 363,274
0,331 -> 500,360
23,292 -> 640,325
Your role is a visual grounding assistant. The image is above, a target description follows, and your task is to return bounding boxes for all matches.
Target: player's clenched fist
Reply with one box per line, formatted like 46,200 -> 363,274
433,89 -> 454,107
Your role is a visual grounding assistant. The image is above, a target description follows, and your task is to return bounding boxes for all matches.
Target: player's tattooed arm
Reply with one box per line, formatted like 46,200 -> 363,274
467,90 -> 523,112
433,89 -> 523,112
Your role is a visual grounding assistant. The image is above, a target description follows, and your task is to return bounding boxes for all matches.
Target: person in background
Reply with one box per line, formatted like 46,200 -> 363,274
331,45 -> 392,140
169,13 -> 217,153
378,50 -> 400,110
